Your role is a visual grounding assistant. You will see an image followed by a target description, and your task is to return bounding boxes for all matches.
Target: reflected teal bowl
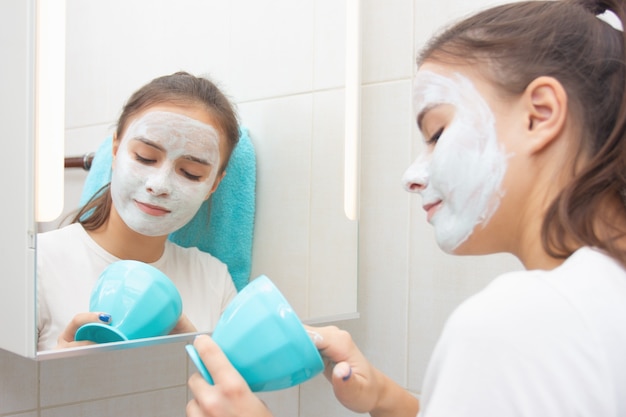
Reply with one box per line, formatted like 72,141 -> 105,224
186,275 -> 324,392
75,260 -> 182,343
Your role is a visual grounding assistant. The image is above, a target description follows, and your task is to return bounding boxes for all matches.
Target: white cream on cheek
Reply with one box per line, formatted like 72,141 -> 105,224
111,111 -> 221,237
402,71 -> 508,252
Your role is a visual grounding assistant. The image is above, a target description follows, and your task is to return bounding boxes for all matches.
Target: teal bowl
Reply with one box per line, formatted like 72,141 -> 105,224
75,260 -> 183,343
186,275 -> 324,392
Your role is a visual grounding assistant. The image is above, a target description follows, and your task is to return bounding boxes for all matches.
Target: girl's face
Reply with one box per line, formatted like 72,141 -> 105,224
402,63 -> 510,253
110,105 -> 224,237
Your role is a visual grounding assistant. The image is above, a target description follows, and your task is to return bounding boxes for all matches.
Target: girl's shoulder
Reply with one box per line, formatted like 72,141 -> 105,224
37,222 -> 86,241
422,248 -> 625,415
443,246 -> 626,359
37,223 -> 94,259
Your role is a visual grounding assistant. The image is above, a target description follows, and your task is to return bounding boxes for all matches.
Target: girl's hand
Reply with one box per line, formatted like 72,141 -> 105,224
306,324 -> 381,413
55,312 -> 111,349
306,325 -> 420,417
169,313 -> 197,335
186,335 -> 273,417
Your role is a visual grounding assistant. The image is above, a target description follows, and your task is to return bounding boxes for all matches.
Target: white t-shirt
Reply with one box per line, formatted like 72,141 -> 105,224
419,247 -> 626,417
37,223 -> 237,351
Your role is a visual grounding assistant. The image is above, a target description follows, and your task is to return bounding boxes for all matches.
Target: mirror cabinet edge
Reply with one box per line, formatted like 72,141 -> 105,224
0,0 -> 37,359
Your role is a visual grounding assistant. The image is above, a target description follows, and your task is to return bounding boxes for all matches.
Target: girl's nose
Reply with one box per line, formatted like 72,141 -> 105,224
145,170 -> 172,196
404,177 -> 427,192
402,155 -> 429,193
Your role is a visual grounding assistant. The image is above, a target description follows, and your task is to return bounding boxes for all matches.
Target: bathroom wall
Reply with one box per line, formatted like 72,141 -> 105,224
0,0 -> 523,416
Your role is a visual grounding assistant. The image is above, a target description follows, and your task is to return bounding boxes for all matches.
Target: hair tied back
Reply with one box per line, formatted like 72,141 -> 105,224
573,0 -> 610,15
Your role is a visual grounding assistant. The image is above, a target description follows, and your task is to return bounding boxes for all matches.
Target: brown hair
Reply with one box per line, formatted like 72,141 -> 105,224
73,71 -> 239,230
418,0 -> 626,266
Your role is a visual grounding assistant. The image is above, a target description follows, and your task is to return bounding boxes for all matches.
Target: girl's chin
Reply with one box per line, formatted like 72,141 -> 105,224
435,231 -> 477,255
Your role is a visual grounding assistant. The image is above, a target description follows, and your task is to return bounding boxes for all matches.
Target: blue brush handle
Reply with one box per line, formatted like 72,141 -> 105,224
186,344 -> 214,384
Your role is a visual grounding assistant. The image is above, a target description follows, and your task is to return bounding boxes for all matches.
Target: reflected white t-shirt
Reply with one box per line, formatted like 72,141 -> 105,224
37,223 -> 237,351
419,247 -> 626,417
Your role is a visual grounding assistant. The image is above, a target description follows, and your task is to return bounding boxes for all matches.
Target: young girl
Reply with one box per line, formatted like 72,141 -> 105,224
185,0 -> 626,416
37,72 -> 240,351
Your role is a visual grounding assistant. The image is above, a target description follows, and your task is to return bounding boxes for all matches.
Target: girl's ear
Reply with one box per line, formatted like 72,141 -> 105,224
112,133 -> 120,156
204,170 -> 226,201
111,133 -> 120,170
523,76 -> 568,155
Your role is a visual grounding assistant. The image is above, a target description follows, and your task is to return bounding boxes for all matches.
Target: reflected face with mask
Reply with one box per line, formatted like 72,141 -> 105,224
111,105 -> 224,237
402,64 -> 510,253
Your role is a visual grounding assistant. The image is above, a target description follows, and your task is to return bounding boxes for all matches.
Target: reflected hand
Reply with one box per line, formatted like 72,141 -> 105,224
56,312 -> 111,349
186,335 -> 273,417
169,313 -> 197,335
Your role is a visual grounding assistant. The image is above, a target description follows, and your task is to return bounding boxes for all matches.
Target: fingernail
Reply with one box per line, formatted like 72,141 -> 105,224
99,313 -> 111,323
333,362 -> 352,381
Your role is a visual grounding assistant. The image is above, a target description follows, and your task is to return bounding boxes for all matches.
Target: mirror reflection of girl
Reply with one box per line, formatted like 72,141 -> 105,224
186,0 -> 626,416
37,72 -> 240,351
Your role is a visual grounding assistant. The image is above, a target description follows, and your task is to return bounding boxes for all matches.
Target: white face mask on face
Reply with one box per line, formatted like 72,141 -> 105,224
110,110 -> 221,237
402,70 -> 509,252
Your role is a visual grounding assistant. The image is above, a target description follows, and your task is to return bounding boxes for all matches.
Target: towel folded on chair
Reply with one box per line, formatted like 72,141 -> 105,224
79,128 -> 256,291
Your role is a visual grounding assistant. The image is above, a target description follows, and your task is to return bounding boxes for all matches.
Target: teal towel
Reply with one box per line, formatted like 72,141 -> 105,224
79,128 -> 256,291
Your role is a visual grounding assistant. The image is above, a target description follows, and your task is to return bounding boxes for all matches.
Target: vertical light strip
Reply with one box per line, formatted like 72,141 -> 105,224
344,0 -> 361,221
35,0 -> 66,222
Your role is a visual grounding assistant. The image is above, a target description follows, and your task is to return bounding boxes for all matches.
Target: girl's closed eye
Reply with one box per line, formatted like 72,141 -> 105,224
178,161 -> 212,182
134,152 -> 157,164
426,127 -> 444,145
180,169 -> 202,182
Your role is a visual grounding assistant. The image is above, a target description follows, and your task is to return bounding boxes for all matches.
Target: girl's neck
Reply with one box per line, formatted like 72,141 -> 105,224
87,208 -> 168,263
516,243 -> 566,271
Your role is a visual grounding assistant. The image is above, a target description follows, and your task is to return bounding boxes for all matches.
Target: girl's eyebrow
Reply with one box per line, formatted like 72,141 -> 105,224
133,136 -> 164,152
416,103 -> 440,130
132,136 -> 211,166
181,155 -> 210,166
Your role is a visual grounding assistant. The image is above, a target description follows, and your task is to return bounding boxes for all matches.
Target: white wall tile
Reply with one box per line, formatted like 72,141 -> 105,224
229,0 -> 315,102
257,387 -> 300,417
240,94 -> 313,316
300,374 -> 361,417
40,342 -> 187,407
65,124 -> 114,157
357,80 -> 413,383
314,0 -> 347,90
4,412 -> 38,417
65,0 -> 233,129
40,387 -> 186,417
309,89 -> 358,319
362,0 -> 414,84
240,88 -> 359,321
65,0 -> 116,128
413,0 -> 517,54
0,349 -> 38,414
39,124 -> 113,232
63,124 -> 115,218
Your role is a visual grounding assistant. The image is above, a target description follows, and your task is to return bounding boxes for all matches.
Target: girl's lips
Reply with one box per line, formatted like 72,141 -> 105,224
423,200 -> 442,222
135,200 -> 171,216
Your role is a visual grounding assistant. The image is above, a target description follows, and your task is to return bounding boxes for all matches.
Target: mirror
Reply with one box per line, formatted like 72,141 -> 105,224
1,0 -> 359,359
